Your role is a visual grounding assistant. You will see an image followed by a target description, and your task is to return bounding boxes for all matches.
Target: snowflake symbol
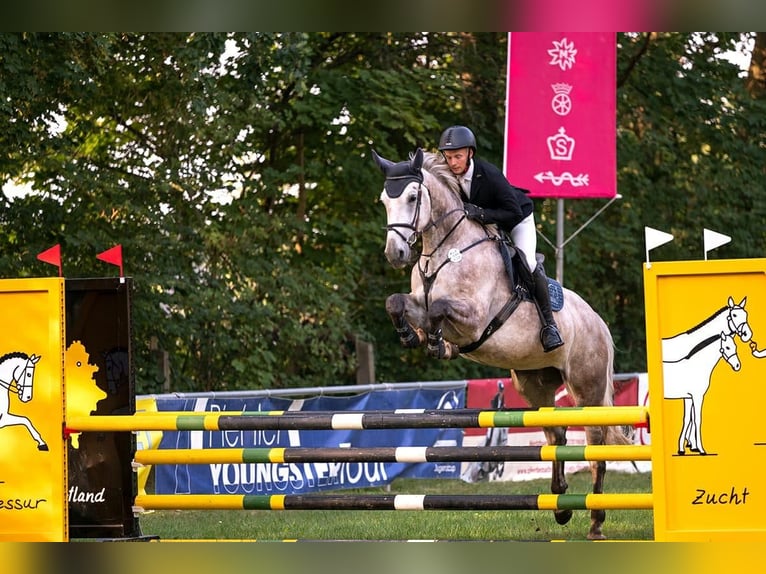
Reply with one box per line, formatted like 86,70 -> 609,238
548,38 -> 577,71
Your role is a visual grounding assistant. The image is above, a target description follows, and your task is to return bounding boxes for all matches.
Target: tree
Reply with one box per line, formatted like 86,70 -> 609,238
2,33 -> 765,390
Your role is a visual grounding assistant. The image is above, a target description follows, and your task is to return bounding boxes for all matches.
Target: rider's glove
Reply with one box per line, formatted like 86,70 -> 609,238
463,202 -> 485,223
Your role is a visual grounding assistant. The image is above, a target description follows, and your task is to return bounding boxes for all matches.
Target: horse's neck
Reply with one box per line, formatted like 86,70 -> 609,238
661,312 -> 730,363
699,341 -> 727,369
671,312 -> 728,342
670,338 -> 724,371
422,195 -> 482,253
0,360 -> 20,386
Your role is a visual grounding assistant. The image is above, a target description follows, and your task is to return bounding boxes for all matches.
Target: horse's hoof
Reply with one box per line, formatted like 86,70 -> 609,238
38,444 -> 49,451
677,450 -> 685,455
554,509 -> 572,525
587,532 -> 607,541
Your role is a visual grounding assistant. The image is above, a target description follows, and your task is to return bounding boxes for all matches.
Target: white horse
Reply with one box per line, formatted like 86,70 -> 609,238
0,352 -> 47,450
662,331 -> 740,455
373,148 -> 629,540
662,296 -> 752,362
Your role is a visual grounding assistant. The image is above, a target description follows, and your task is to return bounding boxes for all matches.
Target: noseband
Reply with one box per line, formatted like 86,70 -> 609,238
720,339 -> 737,364
727,305 -> 748,338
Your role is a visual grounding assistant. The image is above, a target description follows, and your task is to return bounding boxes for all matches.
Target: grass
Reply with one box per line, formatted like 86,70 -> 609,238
137,470 -> 653,541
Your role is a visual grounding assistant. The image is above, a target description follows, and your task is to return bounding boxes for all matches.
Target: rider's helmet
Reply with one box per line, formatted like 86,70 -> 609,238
438,125 -> 477,152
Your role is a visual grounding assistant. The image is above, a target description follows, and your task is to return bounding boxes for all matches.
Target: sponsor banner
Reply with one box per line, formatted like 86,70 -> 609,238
505,32 -> 616,198
461,374 -> 650,483
135,396 -> 162,497
153,387 -> 464,495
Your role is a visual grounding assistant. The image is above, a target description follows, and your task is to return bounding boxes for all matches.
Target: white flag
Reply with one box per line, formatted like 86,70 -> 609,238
703,228 -> 731,254
645,227 -> 674,252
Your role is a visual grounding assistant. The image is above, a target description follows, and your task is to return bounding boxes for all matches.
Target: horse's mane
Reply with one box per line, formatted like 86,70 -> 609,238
681,305 -> 728,335
0,351 -> 29,364
421,151 -> 463,200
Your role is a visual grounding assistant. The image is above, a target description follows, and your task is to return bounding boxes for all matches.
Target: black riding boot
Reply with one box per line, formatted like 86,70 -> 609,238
532,264 -> 564,352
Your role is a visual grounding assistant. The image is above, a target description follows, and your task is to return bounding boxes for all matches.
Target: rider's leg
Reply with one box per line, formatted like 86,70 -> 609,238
532,262 -> 564,352
510,215 -> 564,353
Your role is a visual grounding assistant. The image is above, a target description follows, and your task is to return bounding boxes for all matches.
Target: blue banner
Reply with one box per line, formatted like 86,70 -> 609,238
152,386 -> 464,494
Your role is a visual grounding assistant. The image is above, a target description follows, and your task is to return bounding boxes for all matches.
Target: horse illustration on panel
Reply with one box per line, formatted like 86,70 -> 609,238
0,352 -> 47,450
372,148 -> 629,540
661,297 -> 751,456
661,296 -> 751,363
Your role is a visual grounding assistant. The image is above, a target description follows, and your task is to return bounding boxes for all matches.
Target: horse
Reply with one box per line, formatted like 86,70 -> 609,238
661,296 -> 752,363
372,147 -> 629,540
0,352 -> 47,451
662,301 -> 750,455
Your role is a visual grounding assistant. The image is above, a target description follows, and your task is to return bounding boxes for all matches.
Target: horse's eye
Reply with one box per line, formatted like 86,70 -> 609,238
408,192 -> 418,203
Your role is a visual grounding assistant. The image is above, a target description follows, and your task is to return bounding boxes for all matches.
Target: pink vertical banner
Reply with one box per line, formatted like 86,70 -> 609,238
504,33 -> 616,199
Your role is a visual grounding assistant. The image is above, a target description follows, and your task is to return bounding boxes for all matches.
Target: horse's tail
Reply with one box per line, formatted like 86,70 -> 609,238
601,323 -> 633,447
606,421 -> 634,446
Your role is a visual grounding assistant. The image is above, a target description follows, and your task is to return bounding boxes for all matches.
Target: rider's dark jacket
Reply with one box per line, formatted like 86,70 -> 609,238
464,157 -> 533,233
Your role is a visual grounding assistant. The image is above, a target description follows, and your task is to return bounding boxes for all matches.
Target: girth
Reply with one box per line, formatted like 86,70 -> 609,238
459,286 -> 527,354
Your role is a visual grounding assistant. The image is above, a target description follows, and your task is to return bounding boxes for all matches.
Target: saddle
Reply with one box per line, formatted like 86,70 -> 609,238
498,240 -> 564,312
458,239 -> 563,354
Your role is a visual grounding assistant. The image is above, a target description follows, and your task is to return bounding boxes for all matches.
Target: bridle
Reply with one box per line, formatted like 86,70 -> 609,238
719,335 -> 739,366
383,177 -> 426,248
384,174 -> 501,316
384,177 -> 486,253
726,304 -> 750,339
0,357 -> 36,399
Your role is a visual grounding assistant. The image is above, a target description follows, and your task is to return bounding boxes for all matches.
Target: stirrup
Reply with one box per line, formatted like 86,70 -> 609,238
540,325 -> 564,353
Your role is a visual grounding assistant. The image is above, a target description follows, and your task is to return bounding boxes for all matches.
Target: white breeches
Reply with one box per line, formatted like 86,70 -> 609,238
509,213 -> 537,272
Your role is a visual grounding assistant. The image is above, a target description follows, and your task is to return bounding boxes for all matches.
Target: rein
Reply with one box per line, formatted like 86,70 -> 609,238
407,180 -> 523,354
0,376 -> 22,396
664,333 -> 736,363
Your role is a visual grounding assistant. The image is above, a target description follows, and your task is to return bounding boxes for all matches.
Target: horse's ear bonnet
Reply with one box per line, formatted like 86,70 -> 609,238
372,148 -> 424,198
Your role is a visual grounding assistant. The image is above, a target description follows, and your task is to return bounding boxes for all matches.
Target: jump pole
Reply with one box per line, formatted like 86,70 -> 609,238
134,444 -> 652,465
68,405 -> 650,432
134,493 -> 654,512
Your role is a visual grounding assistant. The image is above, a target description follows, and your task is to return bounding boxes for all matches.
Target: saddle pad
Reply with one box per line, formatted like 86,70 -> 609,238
548,278 -> 564,312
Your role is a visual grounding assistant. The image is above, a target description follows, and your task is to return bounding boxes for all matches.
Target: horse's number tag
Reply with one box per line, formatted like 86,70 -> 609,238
448,248 -> 462,263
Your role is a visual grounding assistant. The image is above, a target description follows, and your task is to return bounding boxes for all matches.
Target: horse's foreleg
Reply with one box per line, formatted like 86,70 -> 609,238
386,294 -> 426,349
426,329 -> 460,359
0,414 -> 48,451
679,398 -> 693,454
691,397 -> 706,455
425,299 -> 465,360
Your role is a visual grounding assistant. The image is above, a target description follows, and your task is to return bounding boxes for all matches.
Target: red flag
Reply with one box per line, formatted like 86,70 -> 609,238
37,244 -> 62,277
96,244 -> 124,277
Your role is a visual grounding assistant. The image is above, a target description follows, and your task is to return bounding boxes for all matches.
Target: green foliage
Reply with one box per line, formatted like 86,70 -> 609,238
2,32 -> 765,390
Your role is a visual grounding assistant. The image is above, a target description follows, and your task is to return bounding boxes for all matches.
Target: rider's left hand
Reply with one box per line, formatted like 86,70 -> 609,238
463,202 -> 485,223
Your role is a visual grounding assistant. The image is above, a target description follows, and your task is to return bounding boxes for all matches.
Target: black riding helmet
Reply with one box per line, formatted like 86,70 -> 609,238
438,125 -> 477,152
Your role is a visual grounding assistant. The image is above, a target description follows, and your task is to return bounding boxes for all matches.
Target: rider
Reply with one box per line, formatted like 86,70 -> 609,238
437,125 -> 564,353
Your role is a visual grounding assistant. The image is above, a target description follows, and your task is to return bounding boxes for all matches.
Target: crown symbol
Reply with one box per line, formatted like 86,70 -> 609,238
546,127 -> 575,161
551,83 -> 572,95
